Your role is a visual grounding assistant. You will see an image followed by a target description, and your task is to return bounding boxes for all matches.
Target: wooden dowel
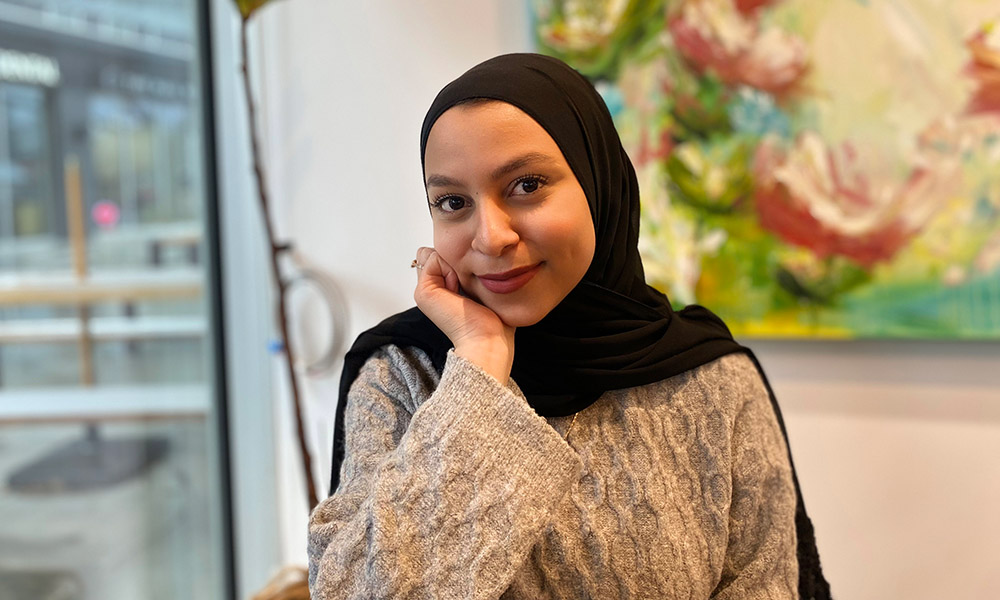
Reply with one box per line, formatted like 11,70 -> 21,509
64,157 -> 95,385
64,158 -> 87,280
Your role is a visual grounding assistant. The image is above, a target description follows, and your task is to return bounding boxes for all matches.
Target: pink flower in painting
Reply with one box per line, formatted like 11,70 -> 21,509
734,0 -> 776,16
614,63 -> 676,167
753,133 -> 954,268
964,22 -> 1000,115
669,0 -> 807,96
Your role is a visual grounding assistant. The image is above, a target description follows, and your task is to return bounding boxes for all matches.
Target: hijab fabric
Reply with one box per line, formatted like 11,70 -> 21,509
330,53 -> 831,599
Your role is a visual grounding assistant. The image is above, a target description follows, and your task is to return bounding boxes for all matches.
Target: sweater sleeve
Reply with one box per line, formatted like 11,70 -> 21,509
711,366 -> 799,600
308,348 -> 583,600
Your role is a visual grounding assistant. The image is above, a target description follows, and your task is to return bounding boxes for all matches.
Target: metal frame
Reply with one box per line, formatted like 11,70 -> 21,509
197,1 -> 237,598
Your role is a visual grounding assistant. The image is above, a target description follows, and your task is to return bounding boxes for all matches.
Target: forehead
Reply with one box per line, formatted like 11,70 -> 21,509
423,101 -> 565,176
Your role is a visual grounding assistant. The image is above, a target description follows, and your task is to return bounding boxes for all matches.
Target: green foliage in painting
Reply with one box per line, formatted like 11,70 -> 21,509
533,0 -> 669,80
666,137 -> 753,214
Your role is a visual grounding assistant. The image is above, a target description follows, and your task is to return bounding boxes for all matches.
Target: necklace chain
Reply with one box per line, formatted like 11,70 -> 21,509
564,412 -> 579,442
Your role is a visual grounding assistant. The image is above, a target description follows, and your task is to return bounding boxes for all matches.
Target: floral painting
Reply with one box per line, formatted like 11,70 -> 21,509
532,0 -> 1000,339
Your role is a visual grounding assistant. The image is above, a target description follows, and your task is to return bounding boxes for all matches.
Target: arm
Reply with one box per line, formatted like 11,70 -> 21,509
308,347 -> 582,600
711,369 -> 799,599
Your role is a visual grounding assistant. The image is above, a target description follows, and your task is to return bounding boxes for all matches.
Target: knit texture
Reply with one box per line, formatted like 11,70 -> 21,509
309,346 -> 797,599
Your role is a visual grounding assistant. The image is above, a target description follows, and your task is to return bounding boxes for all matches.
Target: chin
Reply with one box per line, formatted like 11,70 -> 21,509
490,303 -> 550,328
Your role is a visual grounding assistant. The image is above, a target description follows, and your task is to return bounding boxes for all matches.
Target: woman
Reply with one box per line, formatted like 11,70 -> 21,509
309,53 -> 831,600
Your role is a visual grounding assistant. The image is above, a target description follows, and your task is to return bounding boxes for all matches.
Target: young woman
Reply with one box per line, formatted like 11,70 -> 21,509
308,53 -> 831,600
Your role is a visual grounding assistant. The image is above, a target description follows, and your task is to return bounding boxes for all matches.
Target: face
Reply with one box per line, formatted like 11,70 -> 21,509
423,101 -> 596,327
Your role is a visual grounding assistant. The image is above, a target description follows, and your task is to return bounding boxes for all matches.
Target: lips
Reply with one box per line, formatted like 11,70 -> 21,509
476,263 -> 542,294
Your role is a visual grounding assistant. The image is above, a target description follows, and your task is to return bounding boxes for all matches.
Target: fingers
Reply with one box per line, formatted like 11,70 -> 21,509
414,247 -> 435,272
414,247 -> 456,297
414,247 -> 455,286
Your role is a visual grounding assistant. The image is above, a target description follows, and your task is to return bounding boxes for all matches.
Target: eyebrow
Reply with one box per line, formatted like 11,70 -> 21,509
425,152 -> 558,189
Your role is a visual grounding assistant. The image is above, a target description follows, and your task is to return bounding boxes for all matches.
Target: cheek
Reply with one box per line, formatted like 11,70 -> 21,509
544,214 -> 595,271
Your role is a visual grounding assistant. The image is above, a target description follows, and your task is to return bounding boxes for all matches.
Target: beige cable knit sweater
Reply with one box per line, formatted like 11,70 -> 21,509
308,345 -> 797,599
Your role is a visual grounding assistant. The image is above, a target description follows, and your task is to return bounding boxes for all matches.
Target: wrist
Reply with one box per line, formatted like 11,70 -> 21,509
454,333 -> 514,384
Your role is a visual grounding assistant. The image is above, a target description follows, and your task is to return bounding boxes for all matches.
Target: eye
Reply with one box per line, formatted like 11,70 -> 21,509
430,195 -> 469,214
512,175 -> 546,196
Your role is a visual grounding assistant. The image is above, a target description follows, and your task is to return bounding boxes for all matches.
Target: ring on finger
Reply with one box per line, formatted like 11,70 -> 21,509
410,259 -> 424,270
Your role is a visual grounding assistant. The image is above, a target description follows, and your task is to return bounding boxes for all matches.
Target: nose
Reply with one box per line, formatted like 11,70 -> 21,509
471,199 -> 519,257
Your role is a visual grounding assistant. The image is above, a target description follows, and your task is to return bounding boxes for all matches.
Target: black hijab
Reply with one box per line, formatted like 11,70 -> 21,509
329,53 -> 831,599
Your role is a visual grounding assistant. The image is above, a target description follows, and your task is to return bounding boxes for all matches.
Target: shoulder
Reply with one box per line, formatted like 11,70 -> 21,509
688,352 -> 769,407
679,351 -> 765,401
601,352 -> 767,430
349,344 -> 441,414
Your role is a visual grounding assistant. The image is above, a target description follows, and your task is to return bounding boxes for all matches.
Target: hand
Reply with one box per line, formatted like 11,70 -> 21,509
413,247 -> 515,383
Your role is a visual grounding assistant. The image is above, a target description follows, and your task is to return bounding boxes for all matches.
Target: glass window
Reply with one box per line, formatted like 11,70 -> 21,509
0,84 -> 54,240
0,1 -> 231,598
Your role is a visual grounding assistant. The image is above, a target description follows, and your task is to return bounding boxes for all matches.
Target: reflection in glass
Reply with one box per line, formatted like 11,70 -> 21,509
0,1 -> 229,598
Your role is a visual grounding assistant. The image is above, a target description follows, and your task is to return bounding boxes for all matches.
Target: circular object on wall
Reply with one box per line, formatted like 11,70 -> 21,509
285,268 -> 349,377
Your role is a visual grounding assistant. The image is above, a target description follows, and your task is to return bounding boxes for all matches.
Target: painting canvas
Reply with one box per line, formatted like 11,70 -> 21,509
532,0 -> 1000,339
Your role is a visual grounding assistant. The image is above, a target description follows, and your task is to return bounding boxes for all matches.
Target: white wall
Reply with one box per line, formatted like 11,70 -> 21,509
250,2 -> 1000,598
